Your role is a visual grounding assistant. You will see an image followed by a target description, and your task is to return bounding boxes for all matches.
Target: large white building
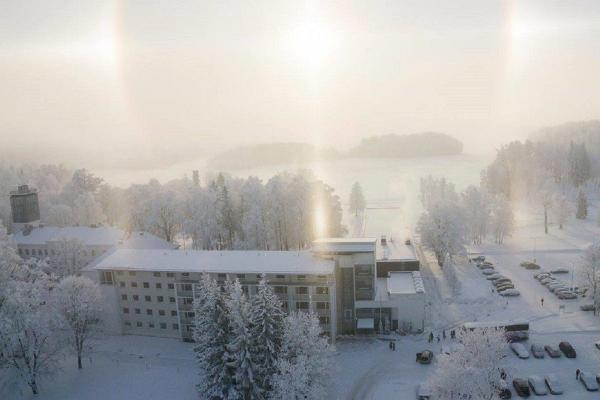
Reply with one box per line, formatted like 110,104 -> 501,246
85,236 -> 426,341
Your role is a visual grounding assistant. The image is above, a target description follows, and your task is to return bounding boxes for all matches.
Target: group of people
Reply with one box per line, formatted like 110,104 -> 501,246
388,341 -> 397,351
428,329 -> 456,343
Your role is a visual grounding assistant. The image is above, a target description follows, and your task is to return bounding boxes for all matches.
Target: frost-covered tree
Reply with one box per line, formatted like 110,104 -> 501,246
490,195 -> 514,244
225,279 -> 260,399
442,254 -> 460,295
419,176 -> 458,211
49,237 -> 87,277
461,185 -> 489,245
0,278 -> 63,395
551,193 -> 570,229
239,177 -> 268,250
427,327 -> 507,400
148,190 -> 181,243
576,190 -> 588,219
46,204 -> 75,227
568,141 -> 592,187
580,241 -> 600,315
71,168 -> 104,194
417,201 -> 466,266
270,312 -> 333,400
193,274 -> 235,399
250,275 -> 284,392
55,276 -> 102,369
73,192 -> 106,226
348,182 -> 366,216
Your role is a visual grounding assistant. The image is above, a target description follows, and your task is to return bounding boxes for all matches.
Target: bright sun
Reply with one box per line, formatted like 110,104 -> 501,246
288,20 -> 338,71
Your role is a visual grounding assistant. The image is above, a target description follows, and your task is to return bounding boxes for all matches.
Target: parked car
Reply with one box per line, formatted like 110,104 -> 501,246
506,331 -> 529,343
559,341 -> 576,358
549,283 -> 567,292
530,344 -> 545,358
581,304 -> 596,311
482,269 -> 497,275
595,341 -> 600,350
496,283 -> 515,291
498,379 -> 512,399
551,268 -> 569,274
416,383 -> 431,399
522,261 -> 541,270
487,274 -> 503,280
500,289 -> 520,297
513,378 -> 531,397
544,374 -> 563,395
416,350 -> 433,364
544,345 -> 561,358
527,375 -> 547,395
541,279 -> 557,287
511,342 -> 530,359
579,371 -> 599,391
479,264 -> 495,271
557,292 -> 577,300
495,278 -> 513,286
471,255 -> 485,263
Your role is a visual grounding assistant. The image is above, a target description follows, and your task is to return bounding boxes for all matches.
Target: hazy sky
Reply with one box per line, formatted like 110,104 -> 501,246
1,0 -> 600,168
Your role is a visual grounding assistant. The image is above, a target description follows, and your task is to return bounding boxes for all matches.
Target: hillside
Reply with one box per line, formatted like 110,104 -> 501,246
530,120 -> 600,156
348,132 -> 463,158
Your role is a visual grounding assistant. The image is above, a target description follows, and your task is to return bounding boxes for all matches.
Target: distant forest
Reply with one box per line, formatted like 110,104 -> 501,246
207,132 -> 463,170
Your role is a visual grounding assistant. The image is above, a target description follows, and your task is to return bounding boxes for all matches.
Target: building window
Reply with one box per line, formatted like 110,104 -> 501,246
18,248 -> 22,255
136,321 -> 142,327
143,282 -> 149,288
319,316 -> 330,324
281,301 -> 289,311
123,308 -> 129,314
146,309 -> 153,315
157,296 -> 164,303
119,282 -> 125,288
182,298 -> 193,305
173,323 -> 179,330
168,283 -> 174,289
159,310 -> 165,316
148,322 -> 155,328
184,311 -> 195,319
133,295 -> 139,301
296,302 -> 309,310
44,249 -> 49,256
167,272 -> 175,278
160,323 -> 167,329
100,271 -> 113,285
237,274 -> 245,279
145,296 -> 151,302
129,271 -> 136,276
116,271 -> 123,275
156,283 -> 162,289
169,297 -> 176,303
171,310 -> 177,317
316,302 -> 329,310
51,249 -> 55,255
153,272 -> 161,277
131,282 -> 138,288
344,309 -> 353,321
296,286 -> 308,295
274,286 -> 287,294
316,287 -> 329,295
25,249 -> 30,255
124,321 -> 131,327
181,273 -> 189,277
217,273 -> 226,280
135,308 -> 140,314
121,294 -> 127,301
276,274 -> 285,279
297,275 -> 306,281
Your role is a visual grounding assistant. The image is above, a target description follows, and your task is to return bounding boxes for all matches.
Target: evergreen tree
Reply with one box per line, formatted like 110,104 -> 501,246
250,275 -> 284,393
348,182 -> 366,216
215,174 -> 237,249
226,279 -> 260,399
193,274 -> 235,399
576,190 -> 588,219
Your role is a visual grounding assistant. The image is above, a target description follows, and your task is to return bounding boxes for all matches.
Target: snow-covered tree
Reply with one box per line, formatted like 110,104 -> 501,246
225,279 -> 260,399
73,192 -> 106,226
193,274 -> 235,399
427,327 -> 507,400
348,182 -> 366,216
270,312 -> 333,400
419,176 -> 458,211
576,189 -> 588,219
442,254 -> 460,295
461,185 -> 490,245
490,195 -> 514,244
580,241 -> 600,315
551,193 -> 570,229
49,237 -> 87,277
148,190 -> 181,243
250,275 -> 284,392
71,168 -> 104,194
54,276 -> 102,369
417,200 -> 466,266
0,278 -> 63,395
46,204 -> 75,227
239,177 -> 269,250
568,141 -> 592,187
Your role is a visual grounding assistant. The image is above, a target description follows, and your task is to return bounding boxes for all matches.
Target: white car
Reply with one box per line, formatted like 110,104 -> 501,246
580,371 -> 599,391
528,375 -> 548,395
486,274 -> 502,280
511,342 -> 530,359
482,269 -> 496,275
500,289 -> 520,297
541,278 -> 556,286
478,264 -> 495,270
416,383 -> 431,399
544,374 -> 563,395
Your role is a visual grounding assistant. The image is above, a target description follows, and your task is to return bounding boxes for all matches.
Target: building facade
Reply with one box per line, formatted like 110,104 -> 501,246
9,185 -> 40,231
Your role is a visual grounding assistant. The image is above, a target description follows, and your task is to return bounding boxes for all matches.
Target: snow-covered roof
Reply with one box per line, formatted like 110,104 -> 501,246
94,249 -> 335,275
120,231 -> 176,250
387,271 -> 425,295
13,226 -> 125,247
312,237 -> 377,254
376,238 -> 417,262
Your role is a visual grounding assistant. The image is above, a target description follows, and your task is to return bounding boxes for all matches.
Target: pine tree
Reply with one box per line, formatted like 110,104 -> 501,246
250,275 -> 284,393
226,279 -> 260,399
576,190 -> 588,219
193,274 -> 235,399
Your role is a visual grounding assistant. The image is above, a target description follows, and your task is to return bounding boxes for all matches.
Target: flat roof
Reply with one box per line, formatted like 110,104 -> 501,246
313,237 -> 377,244
13,226 -> 125,247
387,272 -> 416,294
312,237 -> 377,254
376,237 -> 417,262
94,249 -> 335,275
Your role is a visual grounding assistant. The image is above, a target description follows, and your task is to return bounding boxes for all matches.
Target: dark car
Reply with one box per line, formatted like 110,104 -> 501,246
544,345 -> 561,358
513,378 -> 530,397
416,350 -> 433,364
498,379 -> 512,399
559,341 -> 576,358
471,255 -> 485,263
520,261 -> 541,269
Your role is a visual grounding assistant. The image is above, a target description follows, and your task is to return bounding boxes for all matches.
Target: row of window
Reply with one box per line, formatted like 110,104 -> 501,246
119,281 -> 175,290
19,247 -> 99,257
124,321 -> 179,330
114,270 -> 328,281
123,308 -> 178,317
121,294 -> 176,303
273,286 -> 329,295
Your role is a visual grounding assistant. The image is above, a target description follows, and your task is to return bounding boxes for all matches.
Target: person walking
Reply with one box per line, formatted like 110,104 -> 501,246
437,335 -> 440,343
389,341 -> 393,350
392,342 -> 396,351
429,332 -> 434,343
576,369 -> 581,380
443,330 -> 446,340
541,298 -> 544,307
